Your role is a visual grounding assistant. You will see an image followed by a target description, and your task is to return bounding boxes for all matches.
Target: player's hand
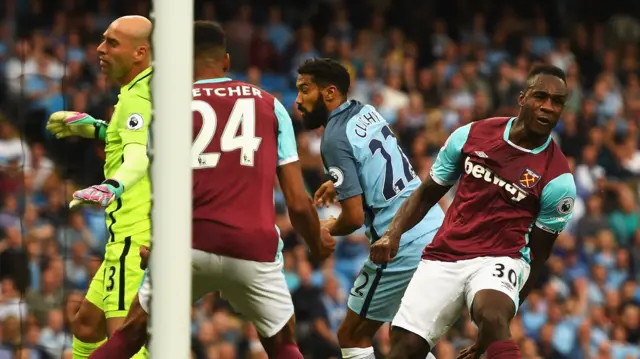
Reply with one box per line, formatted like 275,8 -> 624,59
369,232 -> 400,264
310,227 -> 336,260
140,245 -> 150,270
69,179 -> 124,208
47,111 -> 108,139
456,343 -> 480,359
320,216 -> 337,230
314,181 -> 337,208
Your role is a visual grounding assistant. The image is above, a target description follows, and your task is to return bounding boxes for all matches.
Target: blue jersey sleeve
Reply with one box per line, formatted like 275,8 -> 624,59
430,124 -> 471,186
274,98 -> 299,166
323,130 -> 363,201
535,173 -> 577,234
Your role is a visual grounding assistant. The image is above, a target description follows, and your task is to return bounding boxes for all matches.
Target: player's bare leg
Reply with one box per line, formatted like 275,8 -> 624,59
259,316 -> 303,359
337,309 -> 384,358
89,245 -> 151,359
387,327 -> 432,359
468,289 -> 520,359
71,300 -> 108,356
89,295 -> 149,359
72,303 -> 147,359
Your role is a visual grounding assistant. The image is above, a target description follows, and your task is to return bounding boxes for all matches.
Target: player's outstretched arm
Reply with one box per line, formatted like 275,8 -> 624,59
385,124 -> 471,241
519,173 -> 576,306
371,175 -> 450,264
277,161 -> 335,260
371,125 -> 470,264
70,95 -> 151,208
46,111 -> 108,140
387,176 -> 450,241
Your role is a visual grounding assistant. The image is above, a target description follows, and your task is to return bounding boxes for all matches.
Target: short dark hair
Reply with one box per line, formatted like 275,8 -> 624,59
526,64 -> 566,87
193,21 -> 226,58
297,58 -> 351,96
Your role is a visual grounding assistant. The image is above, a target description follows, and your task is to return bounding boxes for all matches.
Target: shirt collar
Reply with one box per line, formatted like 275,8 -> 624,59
194,77 -> 232,85
122,66 -> 153,92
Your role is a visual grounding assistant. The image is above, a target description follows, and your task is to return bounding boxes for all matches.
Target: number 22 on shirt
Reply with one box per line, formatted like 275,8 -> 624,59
369,126 -> 417,201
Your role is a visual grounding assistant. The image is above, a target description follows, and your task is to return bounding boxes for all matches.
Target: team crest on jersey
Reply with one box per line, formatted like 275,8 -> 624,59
519,168 -> 541,189
126,113 -> 144,130
328,167 -> 344,187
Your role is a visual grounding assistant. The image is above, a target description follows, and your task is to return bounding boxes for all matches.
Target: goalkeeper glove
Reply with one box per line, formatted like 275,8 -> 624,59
47,111 -> 108,140
70,179 -> 124,208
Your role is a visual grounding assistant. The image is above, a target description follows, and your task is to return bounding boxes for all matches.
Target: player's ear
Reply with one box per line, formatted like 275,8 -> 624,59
323,85 -> 337,102
222,53 -> 230,73
517,91 -> 525,106
135,45 -> 148,62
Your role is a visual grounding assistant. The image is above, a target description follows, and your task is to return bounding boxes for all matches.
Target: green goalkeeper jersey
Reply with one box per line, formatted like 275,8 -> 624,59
104,66 -> 153,241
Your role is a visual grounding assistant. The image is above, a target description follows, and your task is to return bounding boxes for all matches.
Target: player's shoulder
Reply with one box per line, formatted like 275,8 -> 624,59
340,101 -> 390,142
545,139 -> 573,180
468,116 -> 511,133
119,84 -> 150,100
119,86 -> 151,106
122,69 -> 152,101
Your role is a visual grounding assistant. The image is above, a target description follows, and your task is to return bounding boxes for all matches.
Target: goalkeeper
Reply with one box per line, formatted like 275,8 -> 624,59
47,15 -> 152,359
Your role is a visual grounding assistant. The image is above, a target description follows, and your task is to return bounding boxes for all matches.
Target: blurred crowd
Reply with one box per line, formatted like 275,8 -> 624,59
0,0 -> 639,358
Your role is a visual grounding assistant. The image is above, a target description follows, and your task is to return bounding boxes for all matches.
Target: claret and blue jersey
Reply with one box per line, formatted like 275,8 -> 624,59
425,117 -> 577,263
320,100 -> 445,244
190,77 -> 299,263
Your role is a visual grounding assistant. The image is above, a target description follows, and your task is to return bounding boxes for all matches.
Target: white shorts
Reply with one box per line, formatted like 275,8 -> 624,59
392,256 -> 530,347
138,249 -> 294,338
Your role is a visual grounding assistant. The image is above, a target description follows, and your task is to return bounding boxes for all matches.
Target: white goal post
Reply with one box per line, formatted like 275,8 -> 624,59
149,0 -> 193,357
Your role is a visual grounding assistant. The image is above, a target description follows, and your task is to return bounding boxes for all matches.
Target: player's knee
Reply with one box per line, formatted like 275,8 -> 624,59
336,319 -> 365,348
120,324 -> 147,350
71,313 -> 100,342
474,308 -> 510,339
274,316 -> 296,344
261,316 -> 297,357
336,321 -> 354,347
122,315 -> 148,347
387,327 -> 431,359
387,344 -> 408,359
72,299 -> 107,342
336,310 -> 381,348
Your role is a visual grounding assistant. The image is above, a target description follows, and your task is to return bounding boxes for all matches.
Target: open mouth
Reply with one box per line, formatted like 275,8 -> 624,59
536,116 -> 551,126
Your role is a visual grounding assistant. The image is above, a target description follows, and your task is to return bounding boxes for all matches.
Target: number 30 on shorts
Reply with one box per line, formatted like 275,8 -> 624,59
492,263 -> 518,288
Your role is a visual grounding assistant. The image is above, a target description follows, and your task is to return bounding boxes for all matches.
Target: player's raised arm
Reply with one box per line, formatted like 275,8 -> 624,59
383,124 -> 471,242
274,98 -> 335,260
518,173 -> 576,306
46,111 -> 109,140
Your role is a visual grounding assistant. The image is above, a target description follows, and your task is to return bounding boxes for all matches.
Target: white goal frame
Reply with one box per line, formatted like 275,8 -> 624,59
150,1 -> 193,357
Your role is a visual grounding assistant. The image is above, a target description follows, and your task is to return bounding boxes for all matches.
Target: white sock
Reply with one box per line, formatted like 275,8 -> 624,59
341,347 -> 375,359
426,353 -> 437,359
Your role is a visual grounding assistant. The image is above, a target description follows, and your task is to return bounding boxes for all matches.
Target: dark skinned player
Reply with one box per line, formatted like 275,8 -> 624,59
370,65 -> 576,359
